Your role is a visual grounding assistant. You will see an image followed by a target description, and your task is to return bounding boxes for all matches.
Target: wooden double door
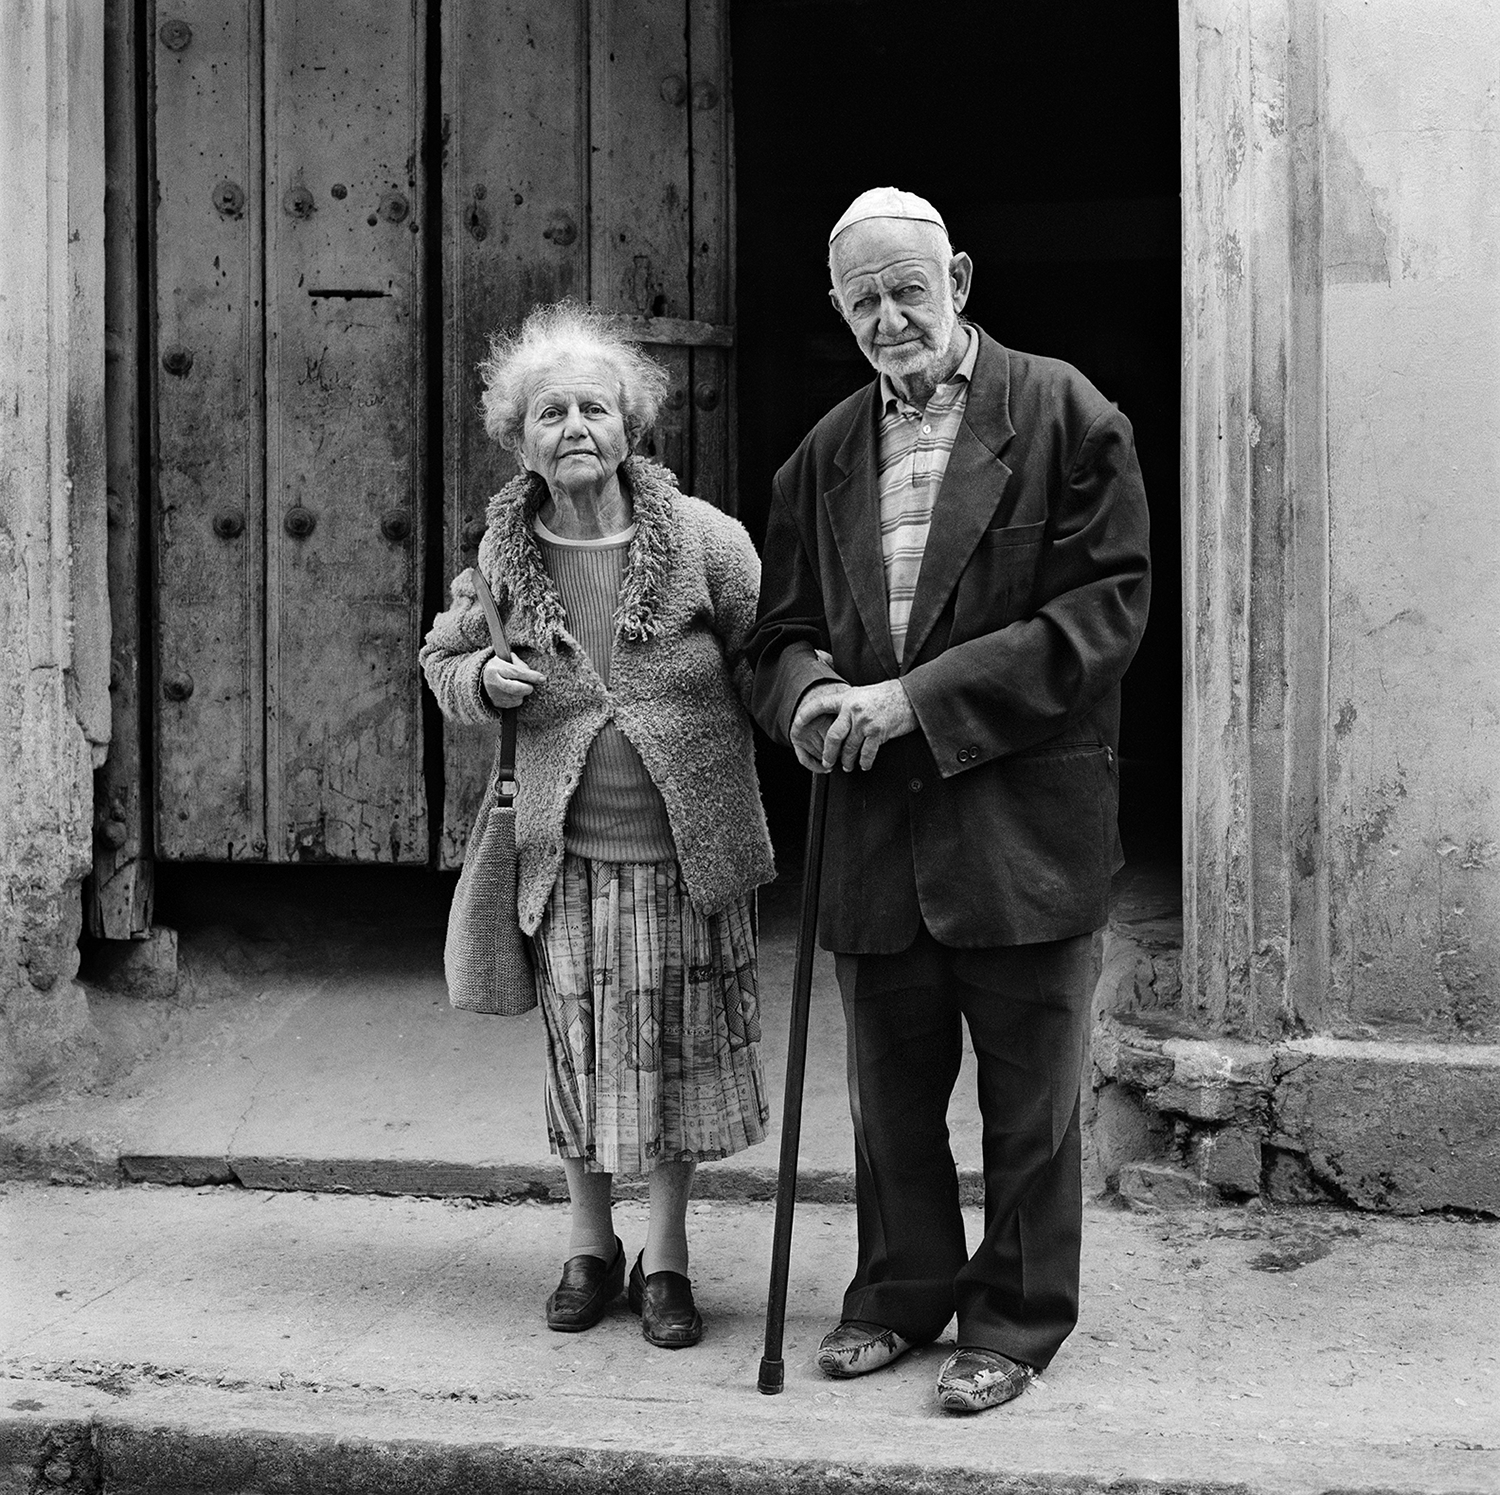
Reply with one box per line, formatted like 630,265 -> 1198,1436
149,0 -> 732,868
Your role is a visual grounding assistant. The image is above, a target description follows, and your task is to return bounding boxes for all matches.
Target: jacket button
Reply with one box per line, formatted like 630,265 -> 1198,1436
908,778 -> 923,793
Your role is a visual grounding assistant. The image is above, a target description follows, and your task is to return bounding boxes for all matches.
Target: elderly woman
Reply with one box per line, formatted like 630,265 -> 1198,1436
420,302 -> 775,1349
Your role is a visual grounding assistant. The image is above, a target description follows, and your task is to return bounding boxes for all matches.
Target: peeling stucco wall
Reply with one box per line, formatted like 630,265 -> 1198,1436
1323,0 -> 1500,1040
1,0 -> 112,1105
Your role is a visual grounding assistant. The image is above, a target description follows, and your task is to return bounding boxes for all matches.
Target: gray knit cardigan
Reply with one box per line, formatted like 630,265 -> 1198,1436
420,456 -> 776,935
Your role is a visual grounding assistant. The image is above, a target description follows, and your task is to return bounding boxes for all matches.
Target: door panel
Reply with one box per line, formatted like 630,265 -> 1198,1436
151,0 -> 427,863
437,0 -> 735,866
152,0 -> 266,860
149,0 -> 731,868
264,0 -> 428,862
589,0 -> 692,483
439,0 -> 588,867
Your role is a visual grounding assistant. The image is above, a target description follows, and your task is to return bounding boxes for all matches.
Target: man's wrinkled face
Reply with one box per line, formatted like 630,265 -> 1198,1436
829,219 -> 970,385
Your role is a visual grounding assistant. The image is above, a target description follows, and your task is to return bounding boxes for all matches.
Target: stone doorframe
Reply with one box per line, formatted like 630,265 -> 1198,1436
1180,0 -> 1331,1042
2,0 -> 116,1103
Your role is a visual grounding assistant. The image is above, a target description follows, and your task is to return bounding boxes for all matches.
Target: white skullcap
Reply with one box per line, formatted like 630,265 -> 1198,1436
829,187 -> 947,244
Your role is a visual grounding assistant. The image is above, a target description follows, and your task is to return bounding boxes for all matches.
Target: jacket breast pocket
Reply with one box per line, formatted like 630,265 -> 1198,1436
979,519 -> 1047,548
955,521 -> 1047,635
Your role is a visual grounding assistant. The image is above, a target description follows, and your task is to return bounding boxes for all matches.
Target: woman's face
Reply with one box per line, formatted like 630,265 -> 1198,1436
519,363 -> 630,500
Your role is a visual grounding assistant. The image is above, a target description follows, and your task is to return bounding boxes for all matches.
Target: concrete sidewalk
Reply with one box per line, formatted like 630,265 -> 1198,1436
2,1185 -> 1498,1494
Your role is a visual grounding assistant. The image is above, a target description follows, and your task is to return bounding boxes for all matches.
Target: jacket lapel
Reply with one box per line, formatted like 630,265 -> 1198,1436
900,331 -> 1016,668
826,387 -> 901,678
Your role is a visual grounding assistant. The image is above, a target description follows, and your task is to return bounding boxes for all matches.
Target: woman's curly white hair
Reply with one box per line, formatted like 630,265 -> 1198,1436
478,301 -> 671,455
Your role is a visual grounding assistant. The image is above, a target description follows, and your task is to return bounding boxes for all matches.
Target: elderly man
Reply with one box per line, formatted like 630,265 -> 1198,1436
747,188 -> 1151,1413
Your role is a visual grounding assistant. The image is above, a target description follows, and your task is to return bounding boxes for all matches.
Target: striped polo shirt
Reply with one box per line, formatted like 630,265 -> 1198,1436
876,325 -> 978,662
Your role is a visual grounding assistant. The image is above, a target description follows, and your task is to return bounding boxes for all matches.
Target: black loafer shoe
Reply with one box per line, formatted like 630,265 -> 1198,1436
627,1252 -> 703,1348
545,1237 -> 625,1332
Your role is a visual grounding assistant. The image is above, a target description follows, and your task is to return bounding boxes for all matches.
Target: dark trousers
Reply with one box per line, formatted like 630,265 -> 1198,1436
833,926 -> 1098,1370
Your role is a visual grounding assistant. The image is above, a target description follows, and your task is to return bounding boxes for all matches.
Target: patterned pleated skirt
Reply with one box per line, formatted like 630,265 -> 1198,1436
532,854 -> 770,1177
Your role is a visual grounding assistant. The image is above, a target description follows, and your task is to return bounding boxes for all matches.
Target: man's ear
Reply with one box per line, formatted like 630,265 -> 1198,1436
827,286 -> 848,322
949,251 -> 974,314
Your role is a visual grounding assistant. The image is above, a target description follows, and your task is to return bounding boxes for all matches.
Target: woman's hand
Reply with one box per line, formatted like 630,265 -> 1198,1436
482,654 -> 546,708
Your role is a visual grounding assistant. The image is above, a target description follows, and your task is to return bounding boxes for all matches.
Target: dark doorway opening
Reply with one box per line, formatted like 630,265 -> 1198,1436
732,0 -> 1181,869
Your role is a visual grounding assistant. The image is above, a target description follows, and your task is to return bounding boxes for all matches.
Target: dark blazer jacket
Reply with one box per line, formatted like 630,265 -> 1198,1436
747,327 -> 1151,952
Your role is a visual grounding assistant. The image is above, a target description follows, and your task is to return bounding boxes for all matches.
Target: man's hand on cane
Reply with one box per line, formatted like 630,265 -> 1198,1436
790,678 -> 918,773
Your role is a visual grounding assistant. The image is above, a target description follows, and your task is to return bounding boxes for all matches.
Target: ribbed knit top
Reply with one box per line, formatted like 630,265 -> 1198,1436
535,519 -> 677,864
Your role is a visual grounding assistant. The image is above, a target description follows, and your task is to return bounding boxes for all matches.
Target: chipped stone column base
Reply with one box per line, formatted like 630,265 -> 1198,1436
1274,1039 -> 1500,1214
1092,1014 -> 1500,1215
1092,1016 -> 1275,1209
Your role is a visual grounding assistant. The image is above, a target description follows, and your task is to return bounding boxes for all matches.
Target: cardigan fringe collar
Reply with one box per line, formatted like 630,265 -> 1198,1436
484,455 -> 680,650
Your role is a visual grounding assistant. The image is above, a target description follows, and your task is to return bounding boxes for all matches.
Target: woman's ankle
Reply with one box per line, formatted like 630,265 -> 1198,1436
642,1157 -> 695,1276
562,1158 -> 615,1260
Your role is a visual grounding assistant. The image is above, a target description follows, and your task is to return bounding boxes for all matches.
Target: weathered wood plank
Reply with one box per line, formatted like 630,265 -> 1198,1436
151,0 -> 266,860
438,0 -> 588,867
589,0 -> 693,488
619,314 -> 732,348
68,0 -> 112,771
687,0 -> 734,511
264,0 -> 427,863
92,0 -> 153,935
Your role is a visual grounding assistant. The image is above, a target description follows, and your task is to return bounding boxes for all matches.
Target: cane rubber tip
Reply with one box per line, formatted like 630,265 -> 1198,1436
758,1357 -> 785,1395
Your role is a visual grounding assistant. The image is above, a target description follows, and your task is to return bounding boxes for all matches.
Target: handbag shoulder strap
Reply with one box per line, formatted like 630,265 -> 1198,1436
469,568 -> 517,802
470,566 -> 512,662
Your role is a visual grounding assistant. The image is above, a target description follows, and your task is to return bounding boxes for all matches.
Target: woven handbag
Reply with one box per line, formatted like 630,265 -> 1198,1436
442,568 -> 537,1016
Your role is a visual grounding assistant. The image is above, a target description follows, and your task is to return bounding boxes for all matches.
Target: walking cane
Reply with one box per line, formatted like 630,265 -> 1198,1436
758,767 -> 831,1395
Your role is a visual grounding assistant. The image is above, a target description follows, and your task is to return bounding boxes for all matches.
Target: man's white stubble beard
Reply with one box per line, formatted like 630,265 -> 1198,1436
869,290 -> 959,388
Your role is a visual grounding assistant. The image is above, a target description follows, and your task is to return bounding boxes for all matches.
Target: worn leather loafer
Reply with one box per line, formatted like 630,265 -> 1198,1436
815,1319 -> 915,1379
545,1237 -> 625,1332
627,1253 -> 703,1348
935,1346 -> 1035,1412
